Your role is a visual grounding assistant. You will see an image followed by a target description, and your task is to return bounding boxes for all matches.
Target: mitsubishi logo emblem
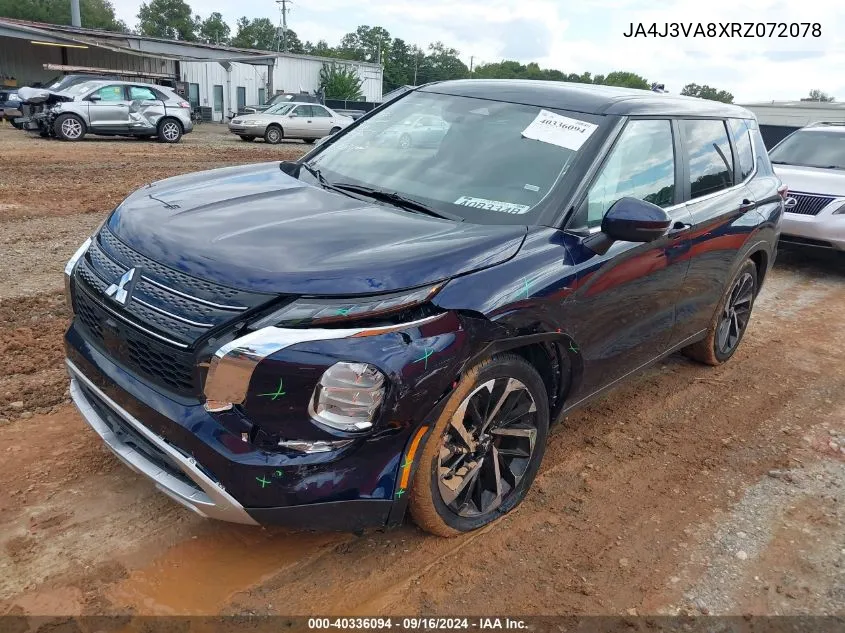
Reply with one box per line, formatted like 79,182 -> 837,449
105,268 -> 137,305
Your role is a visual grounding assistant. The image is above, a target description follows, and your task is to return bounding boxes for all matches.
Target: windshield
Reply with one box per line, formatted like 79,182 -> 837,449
770,129 -> 845,170
307,91 -> 605,224
265,103 -> 295,115
64,81 -> 101,96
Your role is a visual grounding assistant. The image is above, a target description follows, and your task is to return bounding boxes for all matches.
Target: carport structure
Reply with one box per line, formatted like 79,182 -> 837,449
0,18 -> 383,121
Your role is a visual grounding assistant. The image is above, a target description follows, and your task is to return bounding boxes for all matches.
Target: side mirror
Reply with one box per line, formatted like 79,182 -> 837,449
584,197 -> 672,255
288,112 -> 298,118
88,95 -> 102,102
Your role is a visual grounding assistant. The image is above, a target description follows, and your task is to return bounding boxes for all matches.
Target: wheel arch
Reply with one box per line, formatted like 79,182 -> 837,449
158,115 -> 183,132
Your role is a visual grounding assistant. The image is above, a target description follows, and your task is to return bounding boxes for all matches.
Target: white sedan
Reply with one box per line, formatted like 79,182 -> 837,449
229,102 -> 354,144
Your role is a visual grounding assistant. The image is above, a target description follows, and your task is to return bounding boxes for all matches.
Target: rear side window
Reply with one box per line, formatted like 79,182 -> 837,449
312,106 -> 332,117
585,119 -> 676,227
727,119 -> 754,181
294,105 -> 313,117
128,86 -> 157,101
681,119 -> 734,199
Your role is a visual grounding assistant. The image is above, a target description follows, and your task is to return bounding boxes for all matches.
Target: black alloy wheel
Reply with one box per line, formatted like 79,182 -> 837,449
437,377 -> 539,517
716,270 -> 755,356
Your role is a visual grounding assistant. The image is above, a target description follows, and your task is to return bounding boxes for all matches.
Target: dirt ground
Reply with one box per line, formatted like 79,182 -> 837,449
1,123 -> 844,617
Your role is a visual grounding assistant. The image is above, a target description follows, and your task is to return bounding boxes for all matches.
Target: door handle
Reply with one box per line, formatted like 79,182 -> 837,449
739,198 -> 755,210
667,221 -> 691,235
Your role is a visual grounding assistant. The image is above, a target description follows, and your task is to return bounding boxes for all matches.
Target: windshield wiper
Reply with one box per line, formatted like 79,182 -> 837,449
330,183 -> 464,221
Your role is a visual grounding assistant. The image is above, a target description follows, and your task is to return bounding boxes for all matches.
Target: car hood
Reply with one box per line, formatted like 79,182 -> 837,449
773,164 -> 845,197
17,86 -> 76,105
107,162 -> 527,295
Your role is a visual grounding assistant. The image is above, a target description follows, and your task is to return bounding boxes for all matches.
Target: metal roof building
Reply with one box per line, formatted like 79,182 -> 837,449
738,100 -> 845,147
0,18 -> 383,121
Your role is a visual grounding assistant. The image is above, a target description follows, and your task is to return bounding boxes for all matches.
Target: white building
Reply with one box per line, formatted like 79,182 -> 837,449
0,18 -> 383,122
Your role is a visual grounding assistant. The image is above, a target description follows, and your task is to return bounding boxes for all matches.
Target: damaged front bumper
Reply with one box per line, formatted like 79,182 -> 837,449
64,308 -> 483,530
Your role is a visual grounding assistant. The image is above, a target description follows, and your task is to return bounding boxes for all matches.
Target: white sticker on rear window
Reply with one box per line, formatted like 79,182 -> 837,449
521,110 -> 598,151
454,196 -> 531,215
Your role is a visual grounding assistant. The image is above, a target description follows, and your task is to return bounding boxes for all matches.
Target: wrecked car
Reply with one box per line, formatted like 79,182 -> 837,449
63,80 -> 783,536
18,80 -> 192,142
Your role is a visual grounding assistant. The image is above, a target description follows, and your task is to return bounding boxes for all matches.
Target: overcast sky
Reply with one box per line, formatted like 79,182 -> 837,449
110,0 -> 845,103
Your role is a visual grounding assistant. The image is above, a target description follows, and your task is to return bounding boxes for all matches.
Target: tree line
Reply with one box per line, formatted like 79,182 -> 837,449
0,0 -> 835,103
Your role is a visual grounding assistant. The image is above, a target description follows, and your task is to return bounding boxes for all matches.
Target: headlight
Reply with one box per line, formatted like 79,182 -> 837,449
309,362 -> 386,432
243,119 -> 263,125
64,238 -> 92,311
833,202 -> 845,215
249,284 -> 441,329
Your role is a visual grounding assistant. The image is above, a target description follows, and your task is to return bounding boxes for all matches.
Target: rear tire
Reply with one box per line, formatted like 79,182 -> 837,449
157,118 -> 182,143
409,354 -> 549,537
683,259 -> 758,365
54,114 -> 85,141
264,125 -> 283,144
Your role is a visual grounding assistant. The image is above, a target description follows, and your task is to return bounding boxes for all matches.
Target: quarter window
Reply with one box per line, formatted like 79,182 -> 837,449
727,119 -> 754,181
682,119 -> 735,199
585,119 -> 676,227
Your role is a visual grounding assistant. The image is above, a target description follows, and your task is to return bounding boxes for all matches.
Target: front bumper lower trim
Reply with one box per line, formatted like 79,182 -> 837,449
66,358 -> 259,525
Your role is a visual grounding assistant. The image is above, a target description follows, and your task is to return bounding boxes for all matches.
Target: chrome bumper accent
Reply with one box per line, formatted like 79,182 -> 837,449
203,314 -> 444,409
66,359 -> 258,525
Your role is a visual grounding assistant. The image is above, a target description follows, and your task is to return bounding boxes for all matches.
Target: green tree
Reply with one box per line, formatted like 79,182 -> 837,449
303,39 -> 336,57
680,83 -> 734,103
801,89 -> 834,102
137,0 -> 198,40
417,42 -> 468,83
319,63 -> 364,100
198,12 -> 230,45
282,29 -> 305,54
600,71 -> 650,89
231,17 -> 276,50
0,0 -> 127,31
337,25 -> 391,63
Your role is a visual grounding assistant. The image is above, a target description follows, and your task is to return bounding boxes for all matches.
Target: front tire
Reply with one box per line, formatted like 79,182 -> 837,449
54,114 -> 85,141
683,259 -> 758,365
264,125 -> 283,144
238,135 -> 255,142
409,354 -> 549,537
157,118 -> 182,143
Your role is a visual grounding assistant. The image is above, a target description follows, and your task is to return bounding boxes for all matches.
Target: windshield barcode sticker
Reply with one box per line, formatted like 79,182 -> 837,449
454,196 -> 531,214
521,110 -> 598,151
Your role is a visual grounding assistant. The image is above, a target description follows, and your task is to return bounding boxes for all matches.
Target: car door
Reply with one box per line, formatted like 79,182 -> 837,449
308,105 -> 335,136
667,118 -> 759,345
286,105 -> 312,137
562,118 -> 694,399
86,85 -> 130,131
127,85 -> 164,132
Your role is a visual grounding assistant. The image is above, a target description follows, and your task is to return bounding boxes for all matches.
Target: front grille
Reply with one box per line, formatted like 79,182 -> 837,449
786,192 -> 835,216
74,285 -> 198,393
72,225 -> 275,396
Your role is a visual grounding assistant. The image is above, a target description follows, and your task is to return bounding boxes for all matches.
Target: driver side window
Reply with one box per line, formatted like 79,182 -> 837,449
586,119 -> 676,228
93,85 -> 126,102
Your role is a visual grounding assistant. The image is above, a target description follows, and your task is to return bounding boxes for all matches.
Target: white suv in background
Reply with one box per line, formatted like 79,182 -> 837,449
769,122 -> 845,251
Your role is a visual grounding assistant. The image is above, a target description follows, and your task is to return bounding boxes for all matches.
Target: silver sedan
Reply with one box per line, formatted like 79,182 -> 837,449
229,102 -> 353,144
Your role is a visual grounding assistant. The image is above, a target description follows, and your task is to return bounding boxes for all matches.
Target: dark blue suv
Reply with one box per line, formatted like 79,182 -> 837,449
64,80 -> 783,536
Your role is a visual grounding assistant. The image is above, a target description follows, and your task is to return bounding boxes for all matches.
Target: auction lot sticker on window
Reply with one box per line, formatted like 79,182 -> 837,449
455,196 -> 531,214
521,110 -> 598,151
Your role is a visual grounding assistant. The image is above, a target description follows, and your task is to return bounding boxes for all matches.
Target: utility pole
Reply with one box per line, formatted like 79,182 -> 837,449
275,0 -> 291,53
70,0 -> 81,26
470,56 -> 474,74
